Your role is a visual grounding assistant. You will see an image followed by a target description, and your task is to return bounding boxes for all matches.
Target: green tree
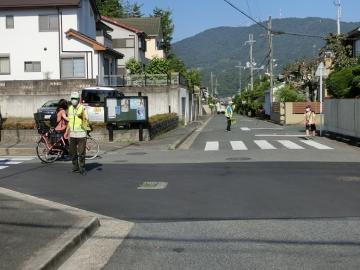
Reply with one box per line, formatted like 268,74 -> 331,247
125,58 -> 142,74
145,57 -> 170,74
326,65 -> 360,98
168,54 -> 187,76
275,84 -> 306,102
96,0 -> 123,17
187,69 -> 201,89
152,7 -> 174,57
123,1 -> 143,17
321,34 -> 357,71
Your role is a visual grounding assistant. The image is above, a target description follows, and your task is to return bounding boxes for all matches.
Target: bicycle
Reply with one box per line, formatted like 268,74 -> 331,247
34,114 -> 99,163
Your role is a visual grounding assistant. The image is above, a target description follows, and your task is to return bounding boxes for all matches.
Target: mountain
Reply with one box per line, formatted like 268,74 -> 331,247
172,17 -> 360,97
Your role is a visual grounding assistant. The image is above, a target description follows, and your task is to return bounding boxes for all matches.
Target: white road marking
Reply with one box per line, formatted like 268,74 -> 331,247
0,157 -> 35,161
255,134 -> 306,137
205,141 -> 219,151
230,141 -> 248,150
240,127 -> 251,131
277,140 -> 304,150
300,140 -> 334,150
0,161 -> 23,165
0,166 -> 9,170
251,128 -> 284,130
254,140 -> 276,150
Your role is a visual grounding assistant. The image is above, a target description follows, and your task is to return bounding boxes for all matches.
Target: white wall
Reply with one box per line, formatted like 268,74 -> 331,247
0,2 -> 100,81
324,99 -> 360,138
145,37 -> 164,59
0,9 -> 61,80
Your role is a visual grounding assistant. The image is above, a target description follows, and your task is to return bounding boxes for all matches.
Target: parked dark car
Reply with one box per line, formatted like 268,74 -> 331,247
37,100 -> 59,120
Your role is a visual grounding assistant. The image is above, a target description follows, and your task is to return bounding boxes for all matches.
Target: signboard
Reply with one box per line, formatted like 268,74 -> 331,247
315,62 -> 329,78
105,96 -> 148,123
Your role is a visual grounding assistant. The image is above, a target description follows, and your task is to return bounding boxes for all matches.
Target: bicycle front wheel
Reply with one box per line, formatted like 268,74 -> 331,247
85,137 -> 99,160
36,139 -> 61,163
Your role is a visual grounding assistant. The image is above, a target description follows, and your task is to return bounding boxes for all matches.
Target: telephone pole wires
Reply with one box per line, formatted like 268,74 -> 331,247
268,16 -> 274,107
245,34 -> 256,91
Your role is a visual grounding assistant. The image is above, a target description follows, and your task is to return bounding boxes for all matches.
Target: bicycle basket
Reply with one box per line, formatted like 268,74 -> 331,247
34,113 -> 51,134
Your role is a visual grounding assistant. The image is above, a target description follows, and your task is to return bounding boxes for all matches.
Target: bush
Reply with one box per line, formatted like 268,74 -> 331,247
275,84 -> 306,102
1,118 -> 36,130
326,66 -> 354,98
149,113 -> 178,125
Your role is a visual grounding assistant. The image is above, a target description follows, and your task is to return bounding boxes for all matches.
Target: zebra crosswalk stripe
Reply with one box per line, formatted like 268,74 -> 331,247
277,140 -> 304,150
230,141 -> 248,150
300,140 -> 334,150
254,140 -> 276,150
0,166 -> 9,170
204,141 -> 219,151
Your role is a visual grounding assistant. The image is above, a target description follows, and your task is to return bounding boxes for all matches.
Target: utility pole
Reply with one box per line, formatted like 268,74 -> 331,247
235,61 -> 246,94
210,72 -> 214,96
215,77 -> 218,96
245,34 -> 256,91
335,0 -> 341,35
268,16 -> 274,106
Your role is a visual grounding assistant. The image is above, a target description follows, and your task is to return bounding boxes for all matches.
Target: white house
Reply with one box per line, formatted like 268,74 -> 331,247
116,17 -> 165,60
0,0 -> 123,81
101,16 -> 147,75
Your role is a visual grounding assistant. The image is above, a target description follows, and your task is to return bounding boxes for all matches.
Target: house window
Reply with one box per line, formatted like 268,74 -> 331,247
6,15 -> 14,29
355,40 -> 360,57
156,40 -> 162,50
61,57 -> 85,78
24,61 -> 41,72
126,39 -> 135,48
0,55 -> 10,74
39,14 -> 59,32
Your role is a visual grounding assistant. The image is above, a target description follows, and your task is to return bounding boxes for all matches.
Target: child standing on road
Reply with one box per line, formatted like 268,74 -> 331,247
304,105 -> 316,137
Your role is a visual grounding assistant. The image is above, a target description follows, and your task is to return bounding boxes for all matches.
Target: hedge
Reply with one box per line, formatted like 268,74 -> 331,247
148,113 -> 179,139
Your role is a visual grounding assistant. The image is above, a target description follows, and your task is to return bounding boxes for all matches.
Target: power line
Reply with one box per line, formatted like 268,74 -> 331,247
222,0 -> 324,39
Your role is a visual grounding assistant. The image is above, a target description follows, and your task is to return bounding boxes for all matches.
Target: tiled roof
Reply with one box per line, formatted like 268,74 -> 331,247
117,17 -> 162,37
0,0 -> 80,8
65,28 -> 124,58
101,16 -> 145,35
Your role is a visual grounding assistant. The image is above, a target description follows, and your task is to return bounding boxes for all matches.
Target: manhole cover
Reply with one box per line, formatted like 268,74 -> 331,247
226,157 -> 252,161
126,152 -> 147,156
338,176 -> 360,182
173,248 -> 185,253
138,181 -> 168,190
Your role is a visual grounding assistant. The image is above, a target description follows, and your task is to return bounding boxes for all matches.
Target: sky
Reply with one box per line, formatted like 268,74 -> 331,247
140,0 -> 360,42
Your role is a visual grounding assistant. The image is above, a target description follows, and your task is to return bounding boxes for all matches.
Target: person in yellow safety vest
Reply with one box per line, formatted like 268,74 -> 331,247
225,101 -> 233,131
66,91 -> 88,175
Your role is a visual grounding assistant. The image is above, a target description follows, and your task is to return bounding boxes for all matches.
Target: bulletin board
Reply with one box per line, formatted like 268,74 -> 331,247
105,96 -> 148,123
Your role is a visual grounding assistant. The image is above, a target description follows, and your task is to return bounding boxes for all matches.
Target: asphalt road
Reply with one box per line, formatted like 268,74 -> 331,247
1,114 -> 360,269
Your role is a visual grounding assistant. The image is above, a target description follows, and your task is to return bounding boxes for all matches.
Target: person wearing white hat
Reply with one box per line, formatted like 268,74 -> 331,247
225,101 -> 233,131
67,91 -> 88,175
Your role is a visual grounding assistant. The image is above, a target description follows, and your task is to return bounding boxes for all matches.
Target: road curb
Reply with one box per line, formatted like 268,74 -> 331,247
23,217 -> 101,270
168,116 -> 214,150
0,187 -> 134,270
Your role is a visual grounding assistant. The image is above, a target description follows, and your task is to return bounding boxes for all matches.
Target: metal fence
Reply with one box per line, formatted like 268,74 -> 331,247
97,73 -> 188,88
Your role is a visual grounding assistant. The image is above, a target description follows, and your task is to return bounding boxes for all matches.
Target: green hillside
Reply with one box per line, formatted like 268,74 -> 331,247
172,17 -> 360,97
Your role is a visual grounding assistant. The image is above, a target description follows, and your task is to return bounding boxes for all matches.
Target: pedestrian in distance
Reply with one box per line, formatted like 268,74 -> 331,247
304,105 -> 316,137
225,101 -> 233,132
66,92 -> 88,175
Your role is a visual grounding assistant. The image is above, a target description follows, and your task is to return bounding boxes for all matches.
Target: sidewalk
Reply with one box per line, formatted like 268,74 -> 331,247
0,116 -> 212,156
0,188 -> 99,270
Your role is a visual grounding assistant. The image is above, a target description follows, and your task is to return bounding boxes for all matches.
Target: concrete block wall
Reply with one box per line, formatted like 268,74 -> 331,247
324,99 -> 360,138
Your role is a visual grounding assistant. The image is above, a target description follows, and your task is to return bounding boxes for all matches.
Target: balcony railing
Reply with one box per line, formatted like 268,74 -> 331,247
97,73 -> 188,88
